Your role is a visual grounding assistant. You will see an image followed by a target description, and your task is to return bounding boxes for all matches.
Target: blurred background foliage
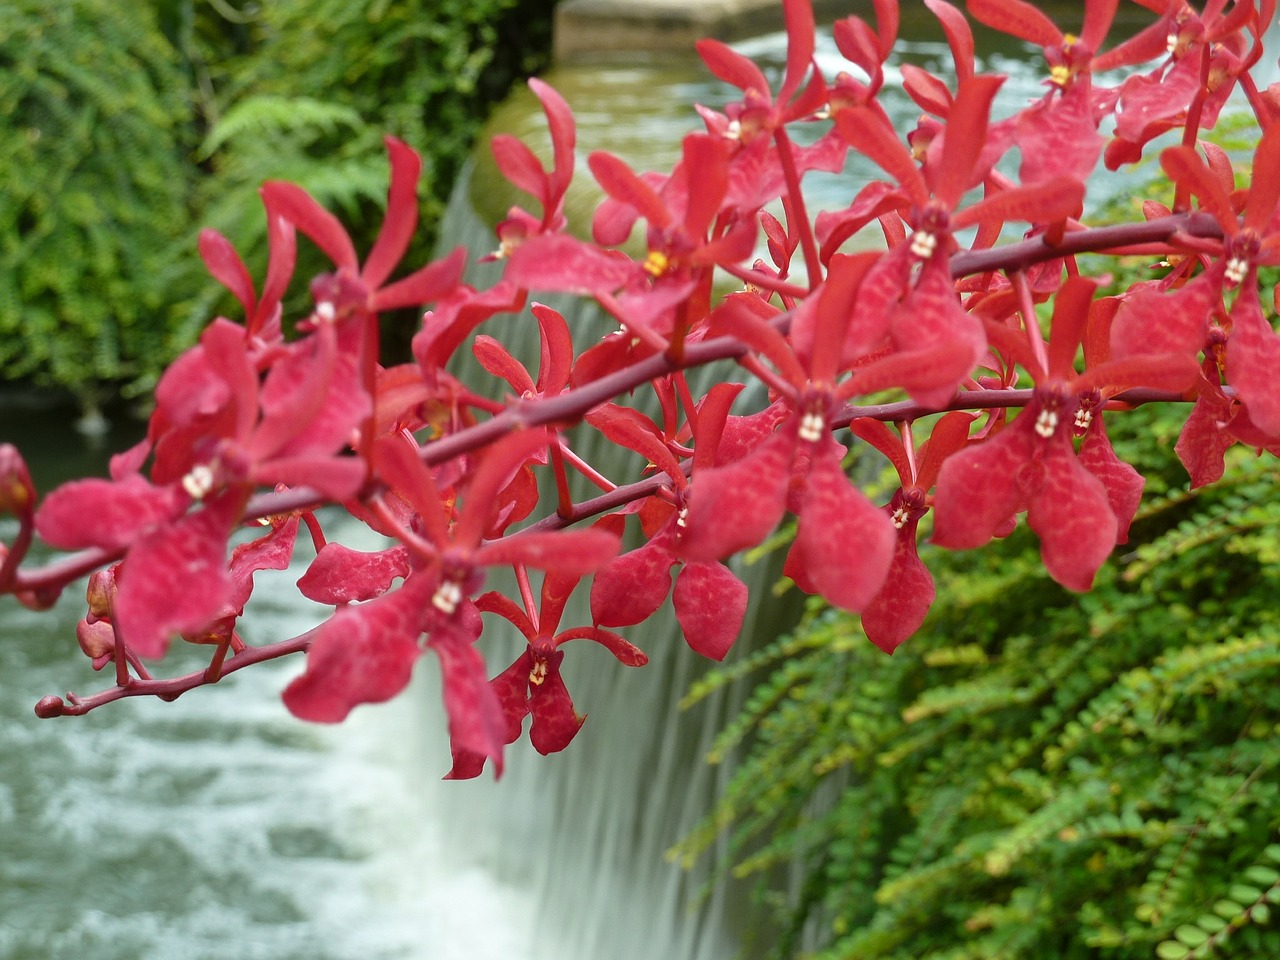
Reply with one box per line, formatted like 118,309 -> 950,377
0,0 -> 554,410
676,382 -> 1280,959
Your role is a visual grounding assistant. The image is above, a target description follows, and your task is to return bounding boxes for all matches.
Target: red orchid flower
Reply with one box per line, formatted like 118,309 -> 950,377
472,301 -> 574,405
588,383 -> 751,660
678,257 -> 897,614
966,0 -> 1124,183
35,306 -> 370,659
196,193 -> 297,343
487,78 -> 576,260
261,136 -> 466,320
834,75 -> 1085,407
1176,330 -> 1280,487
446,561 -> 647,780
282,429 -> 620,773
846,412 -> 974,653
505,132 -> 757,334
150,316 -> 370,500
1105,0 -> 1271,168
1111,124 -> 1280,434
695,0 -> 826,145
932,276 -> 1197,590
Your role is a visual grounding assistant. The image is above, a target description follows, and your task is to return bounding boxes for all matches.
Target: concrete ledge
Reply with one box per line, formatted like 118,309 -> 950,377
553,0 -> 845,63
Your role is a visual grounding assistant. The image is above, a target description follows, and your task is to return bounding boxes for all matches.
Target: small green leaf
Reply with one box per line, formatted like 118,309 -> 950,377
1229,884 -> 1263,903
1250,903 -> 1271,925
1244,865 -> 1280,886
1262,844 -> 1280,864
1213,899 -> 1243,919
1174,924 -> 1209,947
1196,914 -> 1227,934
1156,940 -> 1191,960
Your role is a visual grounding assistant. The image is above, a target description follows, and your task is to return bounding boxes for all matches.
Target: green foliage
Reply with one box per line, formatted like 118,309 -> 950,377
198,0 -> 555,279
0,0 -> 196,404
676,411 -> 1280,958
0,0 -> 556,400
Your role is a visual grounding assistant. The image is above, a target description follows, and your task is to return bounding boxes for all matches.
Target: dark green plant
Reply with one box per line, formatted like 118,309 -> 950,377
0,0 -> 196,407
676,403 -> 1280,959
197,0 -> 556,273
0,0 -> 556,402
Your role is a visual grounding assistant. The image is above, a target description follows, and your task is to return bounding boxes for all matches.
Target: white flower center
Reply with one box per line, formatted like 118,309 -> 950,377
909,230 -> 937,259
1074,407 -> 1094,432
315,301 -> 336,323
891,507 -> 910,529
1225,257 -> 1249,286
181,464 -> 216,500
799,410 -> 825,443
528,660 -> 549,687
1035,409 -> 1060,439
432,579 -> 463,615
1166,31 -> 1179,54
724,119 -> 742,141
675,506 -> 689,529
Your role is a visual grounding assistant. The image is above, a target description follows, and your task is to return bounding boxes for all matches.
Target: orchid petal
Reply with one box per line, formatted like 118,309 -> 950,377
679,428 -> 792,563
528,665 -> 584,755
792,447 -> 895,612
282,583 -> 425,723
363,137 -> 422,290
590,534 -> 676,627
672,561 -> 747,660
429,625 -> 507,775
198,229 -> 256,320
860,514 -> 935,654
932,418 -> 1035,549
1026,440 -> 1118,592
477,528 -> 620,575
1078,417 -> 1144,543
298,542 -> 411,604
370,245 -> 466,312
1226,280 -> 1280,435
260,180 -> 358,273
112,492 -> 241,659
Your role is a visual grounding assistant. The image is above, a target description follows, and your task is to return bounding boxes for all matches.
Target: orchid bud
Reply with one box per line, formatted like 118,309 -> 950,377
86,567 -> 118,621
77,618 -> 116,663
34,695 -> 65,719
0,444 -> 34,515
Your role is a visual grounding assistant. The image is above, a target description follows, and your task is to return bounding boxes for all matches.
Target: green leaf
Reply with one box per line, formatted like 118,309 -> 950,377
1230,884 -> 1264,904
1213,899 -> 1243,919
1196,914 -> 1227,934
1244,865 -> 1280,887
1156,940 -> 1191,959
1174,924 -> 1209,947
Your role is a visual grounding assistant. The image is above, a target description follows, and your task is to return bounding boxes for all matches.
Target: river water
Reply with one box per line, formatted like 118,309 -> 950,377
1,11 -> 1270,960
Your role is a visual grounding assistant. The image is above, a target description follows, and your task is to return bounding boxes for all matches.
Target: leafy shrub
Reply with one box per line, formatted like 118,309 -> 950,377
0,0 -> 195,405
197,0 -> 556,275
677,403 -> 1280,959
0,0 -> 556,400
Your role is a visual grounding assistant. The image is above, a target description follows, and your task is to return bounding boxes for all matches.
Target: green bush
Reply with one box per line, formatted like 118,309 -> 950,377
0,0 -> 195,407
0,0 -> 556,403
196,0 -> 556,286
677,401 -> 1280,959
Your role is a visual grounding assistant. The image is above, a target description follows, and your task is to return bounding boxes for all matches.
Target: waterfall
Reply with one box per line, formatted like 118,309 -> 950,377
396,157 -> 805,960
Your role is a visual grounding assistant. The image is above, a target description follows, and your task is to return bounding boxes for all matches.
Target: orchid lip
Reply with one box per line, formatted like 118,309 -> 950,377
1034,408 -> 1060,439
798,410 -> 825,443
181,464 -> 216,500
432,579 -> 463,615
